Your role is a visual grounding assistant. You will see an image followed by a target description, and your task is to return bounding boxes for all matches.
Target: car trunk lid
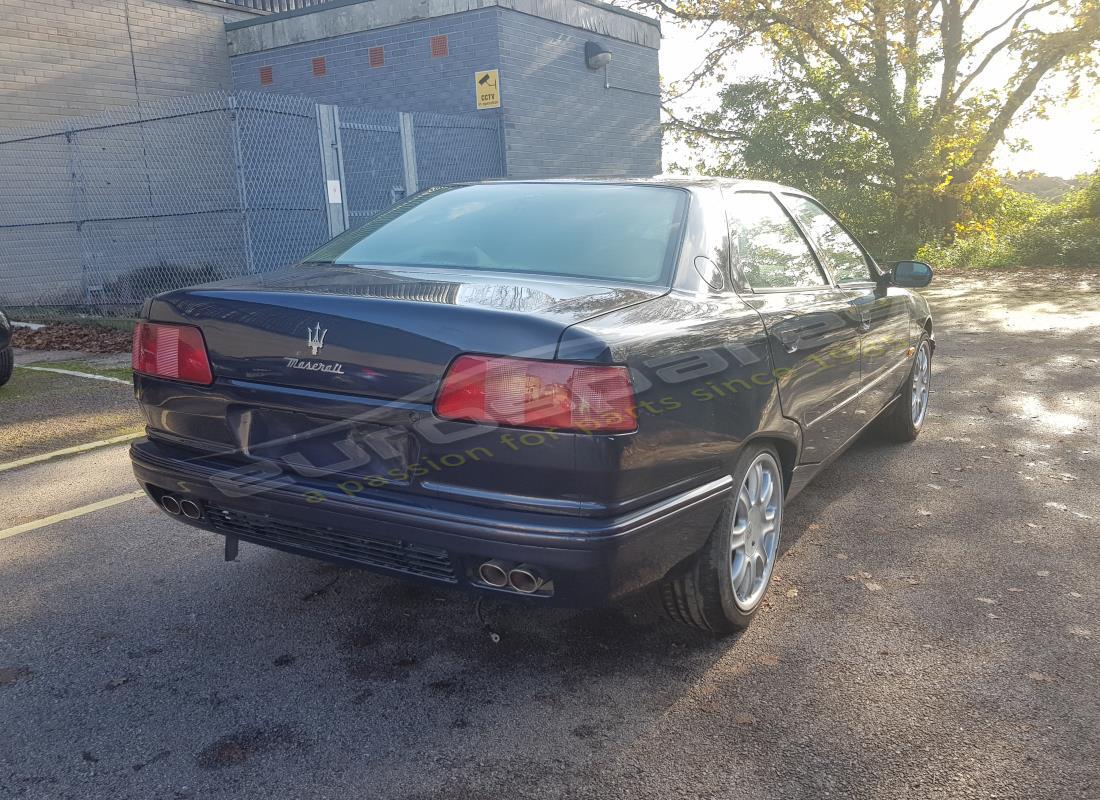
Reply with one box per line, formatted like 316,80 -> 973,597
146,264 -> 663,402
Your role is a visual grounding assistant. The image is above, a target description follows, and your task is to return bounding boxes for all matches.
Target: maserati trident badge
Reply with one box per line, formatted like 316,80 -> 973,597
307,323 -> 327,355
287,323 -> 344,373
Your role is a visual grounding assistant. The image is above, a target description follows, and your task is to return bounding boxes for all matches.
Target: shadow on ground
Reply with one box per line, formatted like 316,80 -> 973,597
1,268 -> 1098,799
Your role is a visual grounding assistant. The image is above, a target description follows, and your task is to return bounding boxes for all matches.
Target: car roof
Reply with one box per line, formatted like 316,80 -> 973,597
470,176 -> 808,194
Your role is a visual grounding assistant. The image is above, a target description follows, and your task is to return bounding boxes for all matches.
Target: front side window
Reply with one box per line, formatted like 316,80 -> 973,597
783,195 -> 873,284
726,192 -> 826,289
308,183 -> 688,286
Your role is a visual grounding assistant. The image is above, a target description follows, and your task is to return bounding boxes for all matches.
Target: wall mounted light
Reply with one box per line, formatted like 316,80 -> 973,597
585,41 -> 613,70
585,41 -> 613,89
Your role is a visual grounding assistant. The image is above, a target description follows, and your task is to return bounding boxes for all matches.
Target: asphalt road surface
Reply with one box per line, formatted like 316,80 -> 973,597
2,269 -> 1098,799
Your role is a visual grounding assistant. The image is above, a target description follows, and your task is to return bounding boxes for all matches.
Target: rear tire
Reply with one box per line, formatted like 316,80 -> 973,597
0,347 -> 12,387
877,335 -> 932,443
657,443 -> 784,635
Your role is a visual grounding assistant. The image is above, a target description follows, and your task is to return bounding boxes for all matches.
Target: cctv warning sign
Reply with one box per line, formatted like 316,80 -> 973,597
475,69 -> 501,109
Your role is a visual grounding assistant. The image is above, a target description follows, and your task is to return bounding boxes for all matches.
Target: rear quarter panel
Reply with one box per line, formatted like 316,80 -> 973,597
558,289 -> 800,513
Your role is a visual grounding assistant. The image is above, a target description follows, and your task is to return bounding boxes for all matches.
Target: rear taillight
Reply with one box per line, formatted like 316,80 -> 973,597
435,355 -> 636,433
132,321 -> 213,385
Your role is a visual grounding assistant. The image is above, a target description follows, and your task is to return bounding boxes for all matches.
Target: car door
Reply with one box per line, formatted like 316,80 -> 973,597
780,194 -> 912,423
724,189 -> 865,463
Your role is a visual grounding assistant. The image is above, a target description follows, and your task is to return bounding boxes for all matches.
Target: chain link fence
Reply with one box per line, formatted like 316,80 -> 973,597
0,91 -> 504,316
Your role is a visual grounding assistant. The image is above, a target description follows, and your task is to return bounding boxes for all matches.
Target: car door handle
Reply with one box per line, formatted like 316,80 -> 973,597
776,332 -> 799,354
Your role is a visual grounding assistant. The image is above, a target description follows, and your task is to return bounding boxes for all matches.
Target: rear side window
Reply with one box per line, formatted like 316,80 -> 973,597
726,192 -> 826,289
783,195 -> 873,284
311,183 -> 688,286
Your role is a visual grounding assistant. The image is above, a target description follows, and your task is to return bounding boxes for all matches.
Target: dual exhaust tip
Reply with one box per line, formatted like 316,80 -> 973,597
478,559 -> 546,594
160,494 -> 203,520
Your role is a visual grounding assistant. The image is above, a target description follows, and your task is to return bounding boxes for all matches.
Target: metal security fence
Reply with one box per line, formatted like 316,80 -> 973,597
337,107 -> 408,226
0,92 -> 503,314
235,93 -> 330,276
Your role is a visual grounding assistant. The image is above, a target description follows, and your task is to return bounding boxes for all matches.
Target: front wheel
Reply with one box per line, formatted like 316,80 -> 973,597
657,443 -> 784,635
877,335 -> 932,442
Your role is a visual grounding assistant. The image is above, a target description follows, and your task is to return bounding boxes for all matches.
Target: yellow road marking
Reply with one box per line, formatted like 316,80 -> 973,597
0,432 -> 144,473
0,491 -> 145,541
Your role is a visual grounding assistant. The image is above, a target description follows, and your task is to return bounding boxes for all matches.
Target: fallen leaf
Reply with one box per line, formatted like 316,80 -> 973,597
835,553 -> 849,560
732,713 -> 755,726
758,654 -> 780,667
976,597 -> 997,605
917,509 -> 933,517
927,483 -> 944,490
864,581 -> 883,592
1007,587 -> 1024,593
1028,671 -> 1055,683
104,677 -> 130,690
1037,570 -> 1051,577
785,588 -> 799,599
1069,592 -> 1083,599
1026,523 -> 1040,529
1068,626 -> 1092,639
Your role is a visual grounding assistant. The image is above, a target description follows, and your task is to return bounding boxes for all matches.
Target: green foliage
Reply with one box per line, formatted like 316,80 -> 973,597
681,79 -> 903,259
655,0 -> 1100,259
917,171 -> 1100,266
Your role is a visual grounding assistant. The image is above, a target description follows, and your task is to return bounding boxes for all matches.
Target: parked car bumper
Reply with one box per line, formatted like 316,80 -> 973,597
130,437 -> 730,607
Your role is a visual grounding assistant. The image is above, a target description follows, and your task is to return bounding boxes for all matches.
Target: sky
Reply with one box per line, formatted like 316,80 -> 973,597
658,17 -> 1100,179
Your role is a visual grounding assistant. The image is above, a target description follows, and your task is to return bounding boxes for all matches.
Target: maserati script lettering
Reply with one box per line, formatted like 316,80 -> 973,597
285,357 -> 345,374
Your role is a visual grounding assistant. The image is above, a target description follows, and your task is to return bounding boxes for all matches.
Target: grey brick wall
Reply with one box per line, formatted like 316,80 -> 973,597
0,0 -> 257,127
227,3 -> 661,179
497,10 -> 660,178
229,9 -> 503,116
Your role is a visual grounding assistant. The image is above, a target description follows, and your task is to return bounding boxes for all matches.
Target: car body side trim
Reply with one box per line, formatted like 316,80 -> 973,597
788,389 -> 907,499
804,351 -> 911,430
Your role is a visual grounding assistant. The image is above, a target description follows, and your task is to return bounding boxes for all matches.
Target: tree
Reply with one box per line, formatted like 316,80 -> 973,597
641,0 -> 1100,257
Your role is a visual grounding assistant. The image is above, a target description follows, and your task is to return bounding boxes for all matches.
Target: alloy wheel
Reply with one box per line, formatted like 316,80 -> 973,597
730,453 -> 782,611
911,341 -> 931,427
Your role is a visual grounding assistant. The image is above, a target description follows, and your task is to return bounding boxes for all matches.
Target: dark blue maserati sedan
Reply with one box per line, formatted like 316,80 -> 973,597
129,179 -> 934,634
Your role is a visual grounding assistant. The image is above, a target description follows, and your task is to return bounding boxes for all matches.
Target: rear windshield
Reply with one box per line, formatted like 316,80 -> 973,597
308,183 -> 689,285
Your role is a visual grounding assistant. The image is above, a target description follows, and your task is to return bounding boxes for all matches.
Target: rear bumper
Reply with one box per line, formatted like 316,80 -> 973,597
130,438 -> 730,607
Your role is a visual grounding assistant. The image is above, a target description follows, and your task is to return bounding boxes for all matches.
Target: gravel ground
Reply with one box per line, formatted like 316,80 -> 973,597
0,269 -> 1097,799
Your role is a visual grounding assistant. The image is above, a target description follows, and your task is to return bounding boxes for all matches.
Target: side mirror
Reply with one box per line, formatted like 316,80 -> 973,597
889,260 -> 933,288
